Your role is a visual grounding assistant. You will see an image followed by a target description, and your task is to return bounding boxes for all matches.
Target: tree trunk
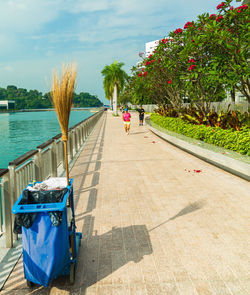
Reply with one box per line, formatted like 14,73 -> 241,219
113,84 -> 118,115
230,88 -> 235,104
110,97 -> 113,110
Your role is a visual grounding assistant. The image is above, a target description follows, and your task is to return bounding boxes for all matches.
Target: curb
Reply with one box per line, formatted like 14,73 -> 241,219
147,122 -> 250,182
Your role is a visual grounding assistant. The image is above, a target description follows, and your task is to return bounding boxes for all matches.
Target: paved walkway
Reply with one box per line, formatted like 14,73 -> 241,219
2,112 -> 250,295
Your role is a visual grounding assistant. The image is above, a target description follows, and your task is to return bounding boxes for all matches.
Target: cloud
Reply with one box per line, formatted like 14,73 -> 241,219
66,0 -> 110,13
0,0 -> 241,102
0,0 -> 61,33
0,65 -> 13,72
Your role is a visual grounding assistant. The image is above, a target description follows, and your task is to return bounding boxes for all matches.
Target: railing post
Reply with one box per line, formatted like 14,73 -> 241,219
34,150 -> 42,181
72,129 -> 76,157
75,128 -> 79,152
51,140 -> 58,177
87,121 -> 90,136
8,164 -> 18,242
62,140 -> 66,170
69,130 -> 74,161
78,126 -> 82,146
80,124 -> 84,143
83,122 -> 87,140
1,172 -> 13,248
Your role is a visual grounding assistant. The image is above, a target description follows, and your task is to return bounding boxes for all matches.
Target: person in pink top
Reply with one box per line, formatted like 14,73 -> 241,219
122,108 -> 131,135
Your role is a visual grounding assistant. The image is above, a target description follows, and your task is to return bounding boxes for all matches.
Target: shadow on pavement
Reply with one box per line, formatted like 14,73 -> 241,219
149,199 -> 206,232
78,217 -> 152,294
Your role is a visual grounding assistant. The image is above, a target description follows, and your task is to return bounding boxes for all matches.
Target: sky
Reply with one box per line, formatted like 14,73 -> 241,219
0,0 -> 240,104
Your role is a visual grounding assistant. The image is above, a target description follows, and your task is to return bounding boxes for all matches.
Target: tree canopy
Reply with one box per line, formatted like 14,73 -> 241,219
0,85 -> 103,109
127,0 -> 249,111
101,61 -> 128,102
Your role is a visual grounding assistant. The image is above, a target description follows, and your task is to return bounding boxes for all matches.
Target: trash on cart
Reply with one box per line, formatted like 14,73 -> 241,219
27,177 -> 68,191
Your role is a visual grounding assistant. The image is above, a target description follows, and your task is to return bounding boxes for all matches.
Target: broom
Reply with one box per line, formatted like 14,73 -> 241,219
51,63 -> 77,186
51,63 -> 77,258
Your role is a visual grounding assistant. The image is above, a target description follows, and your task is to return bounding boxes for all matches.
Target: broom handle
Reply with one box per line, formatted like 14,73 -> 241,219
63,140 -> 75,259
63,140 -> 70,186
63,140 -> 70,203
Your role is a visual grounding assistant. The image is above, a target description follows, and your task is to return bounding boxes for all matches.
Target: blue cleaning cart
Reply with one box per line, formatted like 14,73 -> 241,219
12,179 -> 82,287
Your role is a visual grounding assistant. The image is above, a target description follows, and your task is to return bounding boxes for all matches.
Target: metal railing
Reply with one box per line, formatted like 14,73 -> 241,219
130,101 -> 249,113
0,110 -> 103,248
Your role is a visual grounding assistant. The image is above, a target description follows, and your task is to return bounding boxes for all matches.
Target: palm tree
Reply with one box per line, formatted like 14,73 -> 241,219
101,61 -> 128,115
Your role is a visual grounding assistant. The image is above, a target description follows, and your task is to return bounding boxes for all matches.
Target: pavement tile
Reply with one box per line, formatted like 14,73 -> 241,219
1,112 -> 250,295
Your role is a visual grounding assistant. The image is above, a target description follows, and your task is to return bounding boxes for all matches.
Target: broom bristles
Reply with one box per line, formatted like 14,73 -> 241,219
51,63 -> 77,141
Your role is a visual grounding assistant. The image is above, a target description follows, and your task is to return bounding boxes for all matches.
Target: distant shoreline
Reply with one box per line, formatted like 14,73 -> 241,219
0,107 -> 102,113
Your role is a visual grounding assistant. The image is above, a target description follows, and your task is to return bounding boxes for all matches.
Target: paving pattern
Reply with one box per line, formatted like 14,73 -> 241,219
2,112 -> 250,295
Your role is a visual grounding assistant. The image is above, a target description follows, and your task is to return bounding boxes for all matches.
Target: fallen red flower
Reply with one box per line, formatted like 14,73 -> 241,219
193,169 -> 202,173
188,64 -> 196,71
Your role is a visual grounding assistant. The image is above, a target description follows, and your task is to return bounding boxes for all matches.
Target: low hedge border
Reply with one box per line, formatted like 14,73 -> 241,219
150,113 -> 250,156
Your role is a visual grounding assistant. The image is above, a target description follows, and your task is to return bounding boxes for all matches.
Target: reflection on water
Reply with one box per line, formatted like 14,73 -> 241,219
0,110 -> 92,168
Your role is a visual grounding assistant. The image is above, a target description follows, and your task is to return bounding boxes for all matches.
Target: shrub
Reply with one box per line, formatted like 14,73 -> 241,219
154,105 -> 250,131
150,113 -> 250,155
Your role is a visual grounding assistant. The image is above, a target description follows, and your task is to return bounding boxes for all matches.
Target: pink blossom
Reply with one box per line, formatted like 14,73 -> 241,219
184,21 -> 193,29
174,28 -> 183,34
217,2 -> 225,10
216,15 -> 223,22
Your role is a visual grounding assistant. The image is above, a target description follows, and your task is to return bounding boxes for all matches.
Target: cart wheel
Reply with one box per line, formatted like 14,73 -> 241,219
26,280 -> 35,288
69,263 -> 75,285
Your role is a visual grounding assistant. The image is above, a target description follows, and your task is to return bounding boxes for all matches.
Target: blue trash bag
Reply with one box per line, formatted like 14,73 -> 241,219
22,208 -> 71,287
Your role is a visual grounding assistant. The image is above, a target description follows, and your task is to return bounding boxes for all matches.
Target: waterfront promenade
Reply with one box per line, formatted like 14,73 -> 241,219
2,112 -> 250,295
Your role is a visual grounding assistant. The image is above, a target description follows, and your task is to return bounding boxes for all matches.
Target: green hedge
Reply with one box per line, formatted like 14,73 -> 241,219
150,113 -> 250,156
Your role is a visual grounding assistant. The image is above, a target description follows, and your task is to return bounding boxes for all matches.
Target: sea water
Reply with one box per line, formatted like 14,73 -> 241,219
0,110 -> 92,168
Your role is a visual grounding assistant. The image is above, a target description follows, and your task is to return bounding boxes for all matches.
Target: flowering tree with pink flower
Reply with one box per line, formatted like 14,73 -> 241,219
208,0 -> 250,102
128,0 -> 249,110
181,12 -> 228,110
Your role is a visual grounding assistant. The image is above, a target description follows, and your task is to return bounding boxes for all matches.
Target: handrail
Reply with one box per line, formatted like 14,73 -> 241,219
9,150 -> 38,166
37,139 -> 54,149
52,133 -> 62,140
0,169 -> 8,178
0,109 -> 104,248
